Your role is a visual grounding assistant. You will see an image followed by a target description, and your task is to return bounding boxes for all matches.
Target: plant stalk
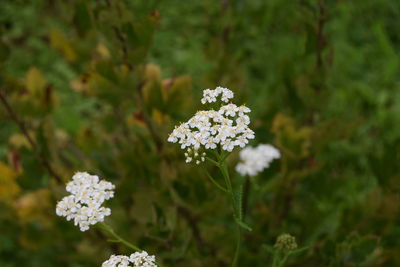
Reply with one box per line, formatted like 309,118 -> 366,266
232,227 -> 242,267
218,158 -> 243,267
97,222 -> 141,252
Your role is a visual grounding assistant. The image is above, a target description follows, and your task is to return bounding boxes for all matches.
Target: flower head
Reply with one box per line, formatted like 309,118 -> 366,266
56,172 -> 115,231
130,251 -> 157,267
235,144 -> 280,176
274,233 -> 298,251
168,86 -> 255,163
102,251 -> 157,267
201,86 -> 234,104
102,255 -> 131,267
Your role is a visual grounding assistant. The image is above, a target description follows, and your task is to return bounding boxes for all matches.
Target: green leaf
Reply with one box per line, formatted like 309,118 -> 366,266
234,216 -> 253,232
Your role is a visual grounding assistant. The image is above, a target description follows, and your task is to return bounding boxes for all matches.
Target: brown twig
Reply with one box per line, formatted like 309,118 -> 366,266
112,25 -> 129,60
135,80 -> 164,153
0,90 -> 63,184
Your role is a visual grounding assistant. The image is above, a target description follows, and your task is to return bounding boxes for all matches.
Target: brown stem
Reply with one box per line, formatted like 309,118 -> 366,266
112,25 -> 129,60
135,80 -> 164,153
0,90 -> 63,184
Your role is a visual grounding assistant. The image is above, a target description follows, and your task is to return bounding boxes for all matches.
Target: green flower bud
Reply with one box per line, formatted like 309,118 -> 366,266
274,233 -> 298,251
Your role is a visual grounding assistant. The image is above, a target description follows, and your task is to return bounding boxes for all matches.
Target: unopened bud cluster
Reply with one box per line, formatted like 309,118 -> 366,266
274,233 -> 298,251
184,148 -> 206,164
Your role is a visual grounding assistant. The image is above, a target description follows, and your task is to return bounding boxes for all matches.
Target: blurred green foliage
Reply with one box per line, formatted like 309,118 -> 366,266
1,0 -> 400,266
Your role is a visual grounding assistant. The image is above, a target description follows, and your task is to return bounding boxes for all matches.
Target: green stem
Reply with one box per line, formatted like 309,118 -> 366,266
279,253 -> 289,266
206,157 -> 220,167
220,160 -> 245,224
97,222 -> 141,252
271,250 -> 290,267
205,170 -> 229,193
232,227 -> 242,267
218,158 -> 243,267
220,161 -> 233,193
272,252 -> 278,267
272,251 -> 280,267
219,160 -> 240,220
220,150 -> 230,163
98,222 -> 164,266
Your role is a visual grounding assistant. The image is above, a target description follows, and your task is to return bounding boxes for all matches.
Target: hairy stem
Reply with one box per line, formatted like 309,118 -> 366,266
232,227 -> 242,267
272,251 -> 280,267
218,158 -> 243,267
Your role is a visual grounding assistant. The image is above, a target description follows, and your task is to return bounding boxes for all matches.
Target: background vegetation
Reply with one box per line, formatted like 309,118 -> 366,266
1,0 -> 400,266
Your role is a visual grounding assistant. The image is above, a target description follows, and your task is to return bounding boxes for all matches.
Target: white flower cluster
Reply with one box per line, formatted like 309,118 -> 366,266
56,172 -> 115,231
236,144 -> 281,176
130,251 -> 157,267
168,87 -> 255,163
102,251 -> 157,267
201,86 -> 234,104
102,255 -> 130,267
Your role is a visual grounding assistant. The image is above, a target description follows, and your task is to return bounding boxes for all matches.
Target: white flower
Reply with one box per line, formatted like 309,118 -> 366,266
235,144 -> 280,176
201,86 -> 234,104
102,255 -> 130,267
130,251 -> 157,267
102,255 -> 131,267
102,251 -> 157,267
219,103 -> 239,117
56,172 -> 115,231
168,86 -> 255,163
